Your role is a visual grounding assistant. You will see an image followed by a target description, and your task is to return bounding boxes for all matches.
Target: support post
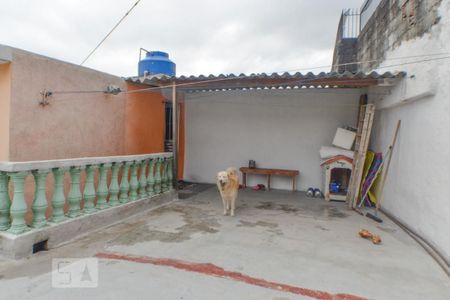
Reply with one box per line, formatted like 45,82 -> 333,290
146,159 -> 155,197
161,158 -> 168,192
129,161 -> 139,201
172,83 -> 178,189
83,165 -> 98,213
51,168 -> 67,223
0,171 -> 11,230
167,157 -> 173,191
138,160 -> 149,198
7,172 -> 29,234
109,162 -> 121,206
97,163 -> 111,209
119,162 -> 132,203
31,169 -> 49,228
67,167 -> 82,218
154,158 -> 162,194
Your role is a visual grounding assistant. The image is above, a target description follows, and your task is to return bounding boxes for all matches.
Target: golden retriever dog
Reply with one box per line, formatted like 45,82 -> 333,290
216,167 -> 239,216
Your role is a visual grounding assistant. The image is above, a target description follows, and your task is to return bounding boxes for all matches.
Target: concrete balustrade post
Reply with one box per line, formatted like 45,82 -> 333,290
83,165 -> 98,214
119,162 -> 132,203
146,159 -> 155,197
154,158 -> 162,194
129,161 -> 139,201
31,169 -> 49,228
7,172 -> 29,234
109,162 -> 121,206
139,160 -> 149,199
0,172 -> 11,230
168,157 -> 174,190
51,168 -> 67,223
161,158 -> 168,192
96,163 -> 111,209
67,167 -> 83,218
164,158 -> 170,191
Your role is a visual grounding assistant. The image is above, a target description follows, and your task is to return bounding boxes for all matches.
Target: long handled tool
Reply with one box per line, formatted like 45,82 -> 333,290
353,120 -> 401,223
374,120 -> 401,216
353,206 -> 383,223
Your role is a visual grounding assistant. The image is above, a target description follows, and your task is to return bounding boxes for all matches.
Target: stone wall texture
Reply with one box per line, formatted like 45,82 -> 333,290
332,38 -> 359,73
357,0 -> 443,70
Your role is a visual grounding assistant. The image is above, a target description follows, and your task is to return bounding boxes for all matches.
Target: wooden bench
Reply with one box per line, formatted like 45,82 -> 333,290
239,167 -> 300,191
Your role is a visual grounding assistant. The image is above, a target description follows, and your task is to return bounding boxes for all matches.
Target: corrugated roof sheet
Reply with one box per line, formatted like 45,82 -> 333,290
125,71 -> 406,92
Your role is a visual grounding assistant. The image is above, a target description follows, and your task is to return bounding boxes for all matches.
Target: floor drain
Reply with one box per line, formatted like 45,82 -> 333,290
32,240 -> 48,254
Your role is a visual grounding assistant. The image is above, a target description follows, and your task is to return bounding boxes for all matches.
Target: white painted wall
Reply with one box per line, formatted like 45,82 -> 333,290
184,89 -> 360,191
368,1 -> 450,262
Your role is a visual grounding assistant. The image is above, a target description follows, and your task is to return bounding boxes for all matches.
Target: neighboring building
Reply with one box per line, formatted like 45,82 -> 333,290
333,0 -> 449,263
360,0 -> 382,31
331,8 -> 360,73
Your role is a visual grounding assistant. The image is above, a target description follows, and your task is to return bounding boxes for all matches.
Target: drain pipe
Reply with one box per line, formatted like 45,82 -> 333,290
380,208 -> 449,277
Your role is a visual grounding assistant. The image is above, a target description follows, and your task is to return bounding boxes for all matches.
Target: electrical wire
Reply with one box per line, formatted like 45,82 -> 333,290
50,53 -> 450,95
51,77 -> 385,96
52,90 -> 106,94
184,88 -> 390,99
179,86 -> 391,107
279,51 -> 450,73
183,98 -> 364,109
121,55 -> 450,95
123,77 -> 382,95
376,55 -> 450,69
80,0 -> 141,66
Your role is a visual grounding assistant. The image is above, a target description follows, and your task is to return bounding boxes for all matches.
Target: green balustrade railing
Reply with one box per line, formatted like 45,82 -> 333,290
0,153 -> 173,235
146,159 -> 156,197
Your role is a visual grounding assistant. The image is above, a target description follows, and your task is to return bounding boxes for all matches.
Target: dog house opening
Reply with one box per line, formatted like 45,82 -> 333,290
330,168 -> 351,195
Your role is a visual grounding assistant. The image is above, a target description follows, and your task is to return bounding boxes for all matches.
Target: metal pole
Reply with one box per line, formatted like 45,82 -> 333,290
172,82 -> 178,190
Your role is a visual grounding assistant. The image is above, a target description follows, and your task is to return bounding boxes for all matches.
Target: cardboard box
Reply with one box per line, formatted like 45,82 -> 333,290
332,128 -> 356,150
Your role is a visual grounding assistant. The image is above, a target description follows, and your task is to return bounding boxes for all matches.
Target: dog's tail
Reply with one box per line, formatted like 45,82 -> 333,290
226,167 -> 238,176
226,167 -> 239,187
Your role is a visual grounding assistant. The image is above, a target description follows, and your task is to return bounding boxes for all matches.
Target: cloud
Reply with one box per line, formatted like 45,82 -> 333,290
0,0 -> 363,76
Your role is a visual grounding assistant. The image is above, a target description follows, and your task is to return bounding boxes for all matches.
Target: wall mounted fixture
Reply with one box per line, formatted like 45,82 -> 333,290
39,90 -> 52,106
104,85 -> 122,95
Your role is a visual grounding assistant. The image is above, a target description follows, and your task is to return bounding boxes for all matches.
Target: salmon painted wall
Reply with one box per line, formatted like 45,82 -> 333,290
125,84 -> 165,154
4,47 -> 128,223
8,48 -> 127,161
0,63 -> 11,161
4,46 -> 183,171
1,46 -> 184,223
125,83 -> 185,179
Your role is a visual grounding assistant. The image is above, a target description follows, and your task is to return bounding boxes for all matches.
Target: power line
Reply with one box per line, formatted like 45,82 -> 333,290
376,55 -> 450,69
51,53 -> 450,95
55,87 -> 391,102
80,0 -> 141,66
122,55 -> 450,95
279,52 -> 450,73
184,88 -> 391,100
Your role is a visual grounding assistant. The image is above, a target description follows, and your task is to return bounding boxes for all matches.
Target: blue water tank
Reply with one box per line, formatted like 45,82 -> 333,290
138,51 -> 176,76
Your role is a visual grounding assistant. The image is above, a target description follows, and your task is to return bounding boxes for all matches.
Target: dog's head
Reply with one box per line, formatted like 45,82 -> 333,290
216,171 -> 229,189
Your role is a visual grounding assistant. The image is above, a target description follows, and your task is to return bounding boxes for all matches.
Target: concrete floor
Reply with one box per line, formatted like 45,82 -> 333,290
0,187 -> 449,300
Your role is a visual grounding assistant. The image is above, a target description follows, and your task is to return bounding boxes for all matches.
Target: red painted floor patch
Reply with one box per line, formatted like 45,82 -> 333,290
95,252 -> 367,300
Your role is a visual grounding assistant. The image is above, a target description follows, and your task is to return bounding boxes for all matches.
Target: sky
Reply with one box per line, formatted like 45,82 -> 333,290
0,0 -> 363,77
